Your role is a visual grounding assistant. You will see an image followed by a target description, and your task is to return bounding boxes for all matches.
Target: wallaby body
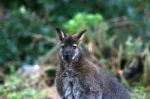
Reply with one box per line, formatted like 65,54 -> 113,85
55,28 -> 130,99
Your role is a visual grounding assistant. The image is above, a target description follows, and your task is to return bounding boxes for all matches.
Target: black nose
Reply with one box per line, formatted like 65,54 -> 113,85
64,48 -> 72,55
64,51 -> 72,58
63,48 -> 72,61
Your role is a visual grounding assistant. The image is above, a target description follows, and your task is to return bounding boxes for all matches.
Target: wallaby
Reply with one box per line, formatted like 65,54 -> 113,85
55,28 -> 130,99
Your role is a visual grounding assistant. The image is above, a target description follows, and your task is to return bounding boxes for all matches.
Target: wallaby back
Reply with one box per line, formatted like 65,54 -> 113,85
55,28 -> 130,99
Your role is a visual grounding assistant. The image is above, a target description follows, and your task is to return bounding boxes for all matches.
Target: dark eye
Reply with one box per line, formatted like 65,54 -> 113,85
73,44 -> 77,49
61,43 -> 65,48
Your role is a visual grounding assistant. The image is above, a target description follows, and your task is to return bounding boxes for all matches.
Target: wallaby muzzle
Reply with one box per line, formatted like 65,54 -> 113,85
63,47 -> 74,62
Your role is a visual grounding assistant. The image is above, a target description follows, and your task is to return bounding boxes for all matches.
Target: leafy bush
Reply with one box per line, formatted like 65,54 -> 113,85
0,6 -> 55,65
64,13 -> 108,32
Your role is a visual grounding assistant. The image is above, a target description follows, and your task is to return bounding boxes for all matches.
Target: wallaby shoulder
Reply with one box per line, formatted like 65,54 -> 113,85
75,58 -> 130,99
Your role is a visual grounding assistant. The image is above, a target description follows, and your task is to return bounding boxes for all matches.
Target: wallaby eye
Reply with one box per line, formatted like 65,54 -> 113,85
73,44 -> 77,49
61,43 -> 65,48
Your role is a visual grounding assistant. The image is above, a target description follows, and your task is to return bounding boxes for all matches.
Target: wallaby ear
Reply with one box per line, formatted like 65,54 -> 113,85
73,29 -> 86,43
56,28 -> 67,41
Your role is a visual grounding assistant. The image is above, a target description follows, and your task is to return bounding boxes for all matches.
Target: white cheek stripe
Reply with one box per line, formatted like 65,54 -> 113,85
60,49 -> 64,60
72,48 -> 79,60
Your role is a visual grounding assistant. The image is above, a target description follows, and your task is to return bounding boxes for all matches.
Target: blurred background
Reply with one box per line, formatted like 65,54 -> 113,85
0,0 -> 150,99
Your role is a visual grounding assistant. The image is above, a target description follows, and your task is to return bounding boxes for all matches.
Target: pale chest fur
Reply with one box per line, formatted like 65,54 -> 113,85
59,69 -> 102,99
62,69 -> 83,99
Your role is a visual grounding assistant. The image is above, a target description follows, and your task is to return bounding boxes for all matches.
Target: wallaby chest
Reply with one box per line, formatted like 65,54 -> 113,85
62,67 -> 83,99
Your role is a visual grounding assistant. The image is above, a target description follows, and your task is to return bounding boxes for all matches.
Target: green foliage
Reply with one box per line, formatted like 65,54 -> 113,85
131,87 -> 147,99
125,36 -> 144,59
1,0 -> 150,65
131,77 -> 147,99
0,73 -> 47,99
0,6 -> 55,65
64,13 -> 108,33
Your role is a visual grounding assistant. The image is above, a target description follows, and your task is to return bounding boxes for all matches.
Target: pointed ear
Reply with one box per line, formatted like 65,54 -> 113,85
56,28 -> 67,41
73,29 -> 86,43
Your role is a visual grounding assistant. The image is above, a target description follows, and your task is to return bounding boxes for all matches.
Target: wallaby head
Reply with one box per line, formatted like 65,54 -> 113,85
56,28 -> 86,64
